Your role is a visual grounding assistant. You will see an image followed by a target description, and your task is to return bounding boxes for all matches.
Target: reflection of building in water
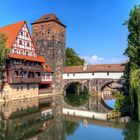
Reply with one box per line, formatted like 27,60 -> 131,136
0,98 -> 64,140
102,82 -> 123,100
102,86 -> 113,99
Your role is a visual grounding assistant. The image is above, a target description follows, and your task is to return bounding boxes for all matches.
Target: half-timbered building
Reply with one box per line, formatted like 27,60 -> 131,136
0,21 -> 53,100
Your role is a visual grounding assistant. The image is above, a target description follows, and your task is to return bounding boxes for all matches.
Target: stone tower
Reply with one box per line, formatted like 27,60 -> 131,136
32,14 -> 66,93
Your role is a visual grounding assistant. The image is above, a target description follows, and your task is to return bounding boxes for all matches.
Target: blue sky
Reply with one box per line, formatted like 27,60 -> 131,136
0,0 -> 140,64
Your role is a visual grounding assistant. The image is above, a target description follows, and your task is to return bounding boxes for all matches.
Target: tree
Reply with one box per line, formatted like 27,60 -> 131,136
124,5 -> 140,121
0,32 -> 9,84
65,48 -> 85,66
0,32 -> 9,70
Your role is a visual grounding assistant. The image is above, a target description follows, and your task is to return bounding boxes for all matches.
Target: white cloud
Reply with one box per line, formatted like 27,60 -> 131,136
81,55 -> 104,64
81,55 -> 126,64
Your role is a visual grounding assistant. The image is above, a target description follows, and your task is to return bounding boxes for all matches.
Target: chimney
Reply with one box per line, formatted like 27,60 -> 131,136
83,63 -> 88,71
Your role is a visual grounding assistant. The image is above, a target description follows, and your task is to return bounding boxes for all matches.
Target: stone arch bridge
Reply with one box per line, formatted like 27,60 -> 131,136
63,78 -> 124,96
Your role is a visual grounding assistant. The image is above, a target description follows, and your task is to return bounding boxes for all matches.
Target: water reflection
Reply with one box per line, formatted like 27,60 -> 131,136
104,99 -> 116,109
0,97 -> 139,140
123,121 -> 140,140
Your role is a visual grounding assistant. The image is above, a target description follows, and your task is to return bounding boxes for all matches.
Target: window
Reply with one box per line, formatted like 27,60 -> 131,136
26,52 -> 28,56
17,86 -> 19,91
21,86 -> 23,91
107,72 -> 109,76
19,40 -> 22,45
92,73 -> 94,76
67,74 -> 69,76
14,49 -> 17,54
26,33 -> 29,37
27,42 -> 30,47
73,73 -> 75,76
20,50 -> 23,55
21,32 -> 23,36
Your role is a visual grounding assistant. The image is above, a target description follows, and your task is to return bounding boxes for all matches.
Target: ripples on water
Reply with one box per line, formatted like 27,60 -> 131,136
0,97 -> 139,140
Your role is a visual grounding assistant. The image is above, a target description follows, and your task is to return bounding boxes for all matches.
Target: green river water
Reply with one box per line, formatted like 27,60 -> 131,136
0,97 -> 139,140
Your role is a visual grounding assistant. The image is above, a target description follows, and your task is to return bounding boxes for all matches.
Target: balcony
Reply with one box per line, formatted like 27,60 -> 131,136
9,77 -> 41,84
10,64 -> 42,72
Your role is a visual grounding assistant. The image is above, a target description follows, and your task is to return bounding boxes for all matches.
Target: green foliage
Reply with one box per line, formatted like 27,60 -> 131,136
124,5 -> 140,121
130,69 -> 140,121
66,121 -> 79,136
65,48 -> 85,66
65,82 -> 89,106
113,91 -> 125,112
0,32 -> 9,70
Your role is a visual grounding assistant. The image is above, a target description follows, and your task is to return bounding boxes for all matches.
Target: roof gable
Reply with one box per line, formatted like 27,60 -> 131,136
0,21 -> 25,49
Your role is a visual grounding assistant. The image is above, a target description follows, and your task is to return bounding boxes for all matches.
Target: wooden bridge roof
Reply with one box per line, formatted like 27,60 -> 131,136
63,64 -> 125,73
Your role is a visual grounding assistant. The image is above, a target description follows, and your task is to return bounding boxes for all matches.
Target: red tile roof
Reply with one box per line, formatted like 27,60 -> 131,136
63,64 -> 125,73
31,14 -> 66,27
0,21 -> 25,48
42,63 -> 53,73
9,53 -> 46,63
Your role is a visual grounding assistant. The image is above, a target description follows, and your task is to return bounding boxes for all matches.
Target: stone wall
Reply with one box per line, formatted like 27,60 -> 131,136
63,78 -> 116,95
2,83 -> 39,101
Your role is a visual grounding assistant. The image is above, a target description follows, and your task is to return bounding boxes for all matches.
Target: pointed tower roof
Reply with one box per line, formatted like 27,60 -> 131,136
31,14 -> 66,27
0,21 -> 25,48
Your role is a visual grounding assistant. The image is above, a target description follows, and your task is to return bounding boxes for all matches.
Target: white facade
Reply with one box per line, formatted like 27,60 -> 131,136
10,23 -> 37,57
63,72 -> 124,80
41,72 -> 53,82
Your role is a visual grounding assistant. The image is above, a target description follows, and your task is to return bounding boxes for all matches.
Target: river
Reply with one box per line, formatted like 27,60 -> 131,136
0,97 -> 139,140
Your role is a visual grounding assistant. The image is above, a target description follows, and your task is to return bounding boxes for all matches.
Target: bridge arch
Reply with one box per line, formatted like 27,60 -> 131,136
63,79 -> 89,94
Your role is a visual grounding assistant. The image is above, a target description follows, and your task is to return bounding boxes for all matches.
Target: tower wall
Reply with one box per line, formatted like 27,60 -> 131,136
32,15 -> 66,93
